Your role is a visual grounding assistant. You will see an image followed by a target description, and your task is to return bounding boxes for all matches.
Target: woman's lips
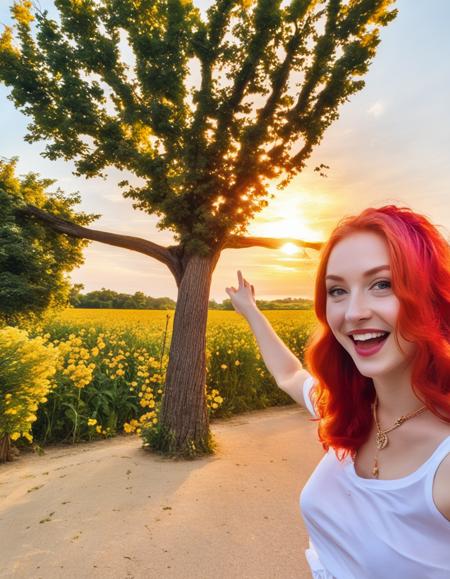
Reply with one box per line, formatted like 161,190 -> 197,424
352,333 -> 390,357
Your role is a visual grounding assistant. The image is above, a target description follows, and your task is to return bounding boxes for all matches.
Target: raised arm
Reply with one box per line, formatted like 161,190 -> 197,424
225,270 -> 312,408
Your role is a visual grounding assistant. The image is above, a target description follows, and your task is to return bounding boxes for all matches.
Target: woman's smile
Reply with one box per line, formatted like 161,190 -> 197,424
350,331 -> 390,357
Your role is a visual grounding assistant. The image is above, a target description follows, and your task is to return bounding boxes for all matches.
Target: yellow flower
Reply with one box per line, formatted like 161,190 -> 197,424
10,432 -> 21,441
235,360 -> 240,366
87,418 -> 97,426
220,364 -> 227,369
96,425 -> 102,434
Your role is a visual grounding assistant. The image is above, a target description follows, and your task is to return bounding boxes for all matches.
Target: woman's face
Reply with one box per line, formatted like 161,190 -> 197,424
325,230 -> 416,379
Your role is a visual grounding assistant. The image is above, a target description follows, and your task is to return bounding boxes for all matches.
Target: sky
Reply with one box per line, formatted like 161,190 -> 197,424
1,0 -> 449,302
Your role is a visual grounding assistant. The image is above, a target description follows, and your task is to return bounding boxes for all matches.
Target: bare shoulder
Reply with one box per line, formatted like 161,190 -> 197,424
432,423 -> 450,523
277,368 -> 315,409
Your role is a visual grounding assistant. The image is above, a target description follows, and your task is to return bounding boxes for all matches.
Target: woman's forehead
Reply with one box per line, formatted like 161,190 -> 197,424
326,231 -> 390,276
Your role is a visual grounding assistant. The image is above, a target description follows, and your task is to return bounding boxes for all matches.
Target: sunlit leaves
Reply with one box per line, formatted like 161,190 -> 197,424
11,1 -> 34,27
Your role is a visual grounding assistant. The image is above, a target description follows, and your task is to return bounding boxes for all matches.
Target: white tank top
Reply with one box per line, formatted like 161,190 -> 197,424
299,374 -> 450,579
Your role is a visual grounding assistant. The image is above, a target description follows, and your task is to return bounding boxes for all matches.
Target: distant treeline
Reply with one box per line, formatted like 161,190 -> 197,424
69,286 -> 313,310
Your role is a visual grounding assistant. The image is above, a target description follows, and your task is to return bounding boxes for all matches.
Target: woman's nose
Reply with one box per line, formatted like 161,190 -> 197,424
344,292 -> 372,322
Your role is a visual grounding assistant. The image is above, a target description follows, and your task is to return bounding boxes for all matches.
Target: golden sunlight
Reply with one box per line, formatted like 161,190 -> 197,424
281,242 -> 299,255
248,198 -> 322,244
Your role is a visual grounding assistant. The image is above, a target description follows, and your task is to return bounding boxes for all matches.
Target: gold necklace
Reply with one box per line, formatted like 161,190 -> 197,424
371,396 -> 428,479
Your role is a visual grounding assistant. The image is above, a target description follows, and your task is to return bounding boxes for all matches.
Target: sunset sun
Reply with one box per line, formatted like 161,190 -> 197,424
248,203 -> 322,252
281,242 -> 299,255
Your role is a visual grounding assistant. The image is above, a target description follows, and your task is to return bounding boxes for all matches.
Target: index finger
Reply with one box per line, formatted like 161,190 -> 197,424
237,270 -> 244,287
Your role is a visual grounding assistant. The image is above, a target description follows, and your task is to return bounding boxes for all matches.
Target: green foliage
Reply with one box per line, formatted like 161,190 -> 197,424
0,0 -> 397,255
141,419 -> 217,460
71,287 -> 177,309
0,158 -> 99,326
223,296 -> 314,310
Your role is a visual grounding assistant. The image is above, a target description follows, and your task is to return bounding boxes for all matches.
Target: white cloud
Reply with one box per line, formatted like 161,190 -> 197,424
368,102 -> 385,117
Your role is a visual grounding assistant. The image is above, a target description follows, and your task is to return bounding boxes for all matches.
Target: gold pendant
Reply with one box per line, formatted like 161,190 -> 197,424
375,431 -> 388,450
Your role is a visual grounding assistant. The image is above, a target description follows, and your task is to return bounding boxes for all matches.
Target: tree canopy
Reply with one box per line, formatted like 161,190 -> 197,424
0,158 -> 98,326
0,0 -> 397,257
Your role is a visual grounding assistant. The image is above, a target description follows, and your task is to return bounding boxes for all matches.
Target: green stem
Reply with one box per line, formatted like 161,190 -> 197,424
72,387 -> 81,444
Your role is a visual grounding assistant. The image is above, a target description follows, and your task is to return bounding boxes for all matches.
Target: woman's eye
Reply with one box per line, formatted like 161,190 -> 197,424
327,287 -> 344,297
374,280 -> 391,290
327,280 -> 391,297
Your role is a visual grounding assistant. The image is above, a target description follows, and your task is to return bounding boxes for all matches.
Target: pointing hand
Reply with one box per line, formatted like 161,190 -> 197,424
225,270 -> 257,316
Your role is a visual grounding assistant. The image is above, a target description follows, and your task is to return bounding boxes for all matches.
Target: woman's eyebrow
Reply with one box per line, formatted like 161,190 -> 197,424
325,265 -> 390,282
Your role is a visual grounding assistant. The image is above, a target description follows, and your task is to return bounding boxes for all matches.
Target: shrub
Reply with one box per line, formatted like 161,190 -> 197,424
0,326 -> 58,462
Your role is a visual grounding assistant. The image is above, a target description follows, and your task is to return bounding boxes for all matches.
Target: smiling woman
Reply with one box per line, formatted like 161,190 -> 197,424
226,204 -> 450,579
300,205 -> 450,578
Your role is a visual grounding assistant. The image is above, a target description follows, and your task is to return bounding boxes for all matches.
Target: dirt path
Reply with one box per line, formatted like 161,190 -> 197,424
0,405 -> 322,579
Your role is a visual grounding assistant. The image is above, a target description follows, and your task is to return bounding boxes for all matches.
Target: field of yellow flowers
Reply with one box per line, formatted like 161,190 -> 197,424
0,309 -> 317,457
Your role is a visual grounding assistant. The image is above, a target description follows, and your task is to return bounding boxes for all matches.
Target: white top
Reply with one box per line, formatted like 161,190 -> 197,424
299,374 -> 450,579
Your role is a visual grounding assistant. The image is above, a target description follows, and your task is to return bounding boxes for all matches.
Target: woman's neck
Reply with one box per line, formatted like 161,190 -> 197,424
372,373 -> 425,426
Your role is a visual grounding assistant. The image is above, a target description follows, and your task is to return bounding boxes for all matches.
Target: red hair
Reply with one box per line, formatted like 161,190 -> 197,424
304,205 -> 450,460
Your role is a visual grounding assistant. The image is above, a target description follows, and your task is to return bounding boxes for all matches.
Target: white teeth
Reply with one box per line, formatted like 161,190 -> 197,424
352,332 -> 387,342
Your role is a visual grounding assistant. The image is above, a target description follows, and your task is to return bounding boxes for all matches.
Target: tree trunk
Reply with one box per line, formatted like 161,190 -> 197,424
0,434 -> 12,463
147,252 -> 221,459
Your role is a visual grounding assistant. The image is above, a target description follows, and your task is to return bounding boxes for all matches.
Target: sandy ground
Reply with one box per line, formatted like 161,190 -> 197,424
0,404 -> 323,579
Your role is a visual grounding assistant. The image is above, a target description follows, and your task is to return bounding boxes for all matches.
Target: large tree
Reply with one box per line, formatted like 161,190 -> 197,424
0,0 -> 397,458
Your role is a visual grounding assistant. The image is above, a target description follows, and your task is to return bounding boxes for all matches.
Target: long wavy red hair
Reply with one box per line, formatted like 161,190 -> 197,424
304,205 -> 450,460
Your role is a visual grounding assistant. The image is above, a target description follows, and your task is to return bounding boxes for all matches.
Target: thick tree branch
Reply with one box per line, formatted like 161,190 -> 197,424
22,204 -> 184,284
21,204 -> 323,280
224,235 -> 323,251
